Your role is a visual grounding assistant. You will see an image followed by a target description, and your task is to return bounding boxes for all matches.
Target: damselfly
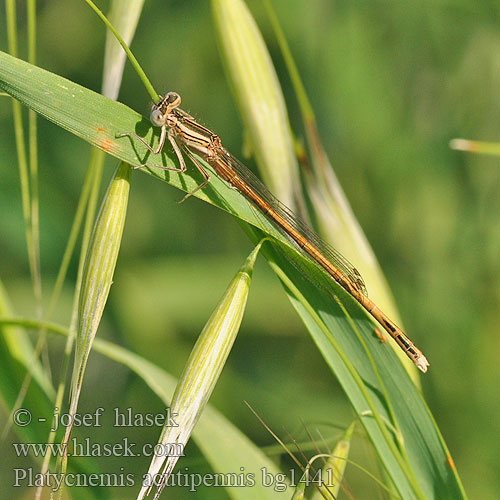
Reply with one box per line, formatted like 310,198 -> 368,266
118,92 -> 429,373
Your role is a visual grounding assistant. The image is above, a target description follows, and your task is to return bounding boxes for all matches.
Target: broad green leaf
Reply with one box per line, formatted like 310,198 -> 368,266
0,50 -> 466,499
257,232 -> 466,500
0,279 -> 53,400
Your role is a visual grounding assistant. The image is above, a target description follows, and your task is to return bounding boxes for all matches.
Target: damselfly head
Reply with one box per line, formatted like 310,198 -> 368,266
151,92 -> 182,127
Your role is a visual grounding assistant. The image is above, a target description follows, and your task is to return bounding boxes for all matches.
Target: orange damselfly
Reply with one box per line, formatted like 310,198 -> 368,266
119,92 -> 429,373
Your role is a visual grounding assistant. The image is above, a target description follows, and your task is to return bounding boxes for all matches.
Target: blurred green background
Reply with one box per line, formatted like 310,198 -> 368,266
1,0 -> 500,498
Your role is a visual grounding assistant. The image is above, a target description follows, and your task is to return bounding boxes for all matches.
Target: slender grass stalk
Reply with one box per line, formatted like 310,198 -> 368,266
84,0 -> 158,101
1,0 -> 46,442
34,151 -> 105,500
54,154 -> 104,496
38,6 -> 145,495
27,0 -> 41,315
5,0 -> 40,306
261,0 -> 313,123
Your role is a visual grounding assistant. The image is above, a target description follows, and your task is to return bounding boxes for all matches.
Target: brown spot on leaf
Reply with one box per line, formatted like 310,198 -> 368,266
100,139 -> 114,152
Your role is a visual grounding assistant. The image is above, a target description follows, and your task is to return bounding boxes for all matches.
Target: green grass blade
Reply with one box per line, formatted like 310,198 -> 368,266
0,316 -> 289,500
262,0 -> 417,376
0,49 -> 467,500
95,340 -> 289,500
212,0 -> 300,208
0,279 -> 54,405
257,234 -> 467,500
59,162 -> 130,493
138,243 -> 263,499
0,311 -> 110,500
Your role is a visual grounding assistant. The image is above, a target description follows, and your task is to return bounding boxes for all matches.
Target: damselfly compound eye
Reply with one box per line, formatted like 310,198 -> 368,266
151,109 -> 165,127
166,92 -> 181,107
